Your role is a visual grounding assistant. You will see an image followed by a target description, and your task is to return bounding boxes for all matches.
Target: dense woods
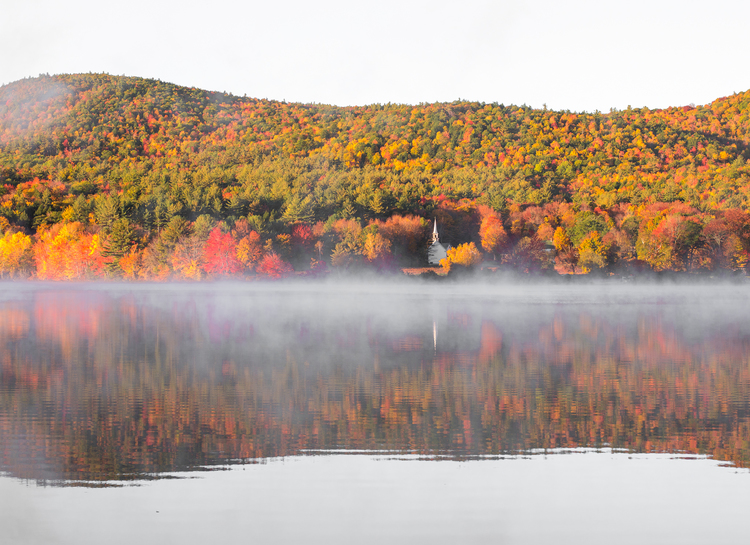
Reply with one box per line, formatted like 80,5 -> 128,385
2,73 -> 750,279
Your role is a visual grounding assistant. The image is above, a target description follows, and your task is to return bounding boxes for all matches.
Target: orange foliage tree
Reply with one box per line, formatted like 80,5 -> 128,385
236,231 -> 264,271
34,223 -> 106,280
119,247 -> 143,280
375,215 -> 429,264
479,212 -> 508,260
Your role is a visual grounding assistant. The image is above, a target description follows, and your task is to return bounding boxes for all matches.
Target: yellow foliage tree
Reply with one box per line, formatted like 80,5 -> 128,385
552,226 -> 571,251
724,234 -> 749,271
0,231 -> 33,278
171,236 -> 205,280
577,231 -> 609,274
363,231 -> 392,263
441,242 -> 483,272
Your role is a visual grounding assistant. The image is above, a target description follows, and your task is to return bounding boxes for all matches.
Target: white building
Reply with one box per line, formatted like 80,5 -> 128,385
427,220 -> 451,265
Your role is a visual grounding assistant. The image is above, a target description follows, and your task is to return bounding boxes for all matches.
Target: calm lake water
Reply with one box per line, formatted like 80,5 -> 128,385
1,281 -> 749,543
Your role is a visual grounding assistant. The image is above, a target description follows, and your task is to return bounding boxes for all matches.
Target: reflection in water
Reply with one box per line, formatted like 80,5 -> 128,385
1,283 -> 750,484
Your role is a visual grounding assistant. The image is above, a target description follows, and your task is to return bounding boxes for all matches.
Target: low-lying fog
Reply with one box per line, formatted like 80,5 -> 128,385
2,279 -> 750,482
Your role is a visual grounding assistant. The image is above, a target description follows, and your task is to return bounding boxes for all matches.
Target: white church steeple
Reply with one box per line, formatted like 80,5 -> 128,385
427,219 -> 449,265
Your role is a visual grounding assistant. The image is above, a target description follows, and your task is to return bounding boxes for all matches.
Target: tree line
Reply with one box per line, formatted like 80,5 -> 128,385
1,74 -> 749,279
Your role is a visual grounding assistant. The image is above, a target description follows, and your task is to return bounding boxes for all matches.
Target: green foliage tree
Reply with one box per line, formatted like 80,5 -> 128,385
102,218 -> 138,276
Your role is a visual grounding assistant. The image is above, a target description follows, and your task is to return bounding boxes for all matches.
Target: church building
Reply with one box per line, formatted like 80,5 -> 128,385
427,220 -> 451,265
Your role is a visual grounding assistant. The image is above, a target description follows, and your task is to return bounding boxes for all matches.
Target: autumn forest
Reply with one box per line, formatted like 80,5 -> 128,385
2,73 -> 750,279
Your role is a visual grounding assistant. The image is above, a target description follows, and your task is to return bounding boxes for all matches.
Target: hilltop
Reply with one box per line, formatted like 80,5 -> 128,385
0,73 -> 749,280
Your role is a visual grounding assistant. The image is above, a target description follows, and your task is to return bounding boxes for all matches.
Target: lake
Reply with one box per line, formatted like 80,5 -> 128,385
1,281 -> 749,544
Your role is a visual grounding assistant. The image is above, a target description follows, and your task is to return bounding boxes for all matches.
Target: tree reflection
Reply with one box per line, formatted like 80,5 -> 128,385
1,287 -> 749,484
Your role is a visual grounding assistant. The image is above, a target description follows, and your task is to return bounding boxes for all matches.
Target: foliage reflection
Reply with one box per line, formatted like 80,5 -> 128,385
1,285 -> 749,484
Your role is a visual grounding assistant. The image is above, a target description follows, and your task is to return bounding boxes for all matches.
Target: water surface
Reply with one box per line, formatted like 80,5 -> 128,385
1,282 -> 749,543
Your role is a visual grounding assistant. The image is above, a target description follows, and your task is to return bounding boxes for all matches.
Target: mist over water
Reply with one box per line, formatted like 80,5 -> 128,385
1,281 -> 750,484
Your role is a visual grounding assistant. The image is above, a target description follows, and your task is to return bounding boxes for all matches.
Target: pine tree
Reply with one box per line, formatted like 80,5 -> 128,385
102,218 -> 137,275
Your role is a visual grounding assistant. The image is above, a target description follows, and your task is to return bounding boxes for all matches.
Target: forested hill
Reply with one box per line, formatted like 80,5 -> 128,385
1,73 -> 750,280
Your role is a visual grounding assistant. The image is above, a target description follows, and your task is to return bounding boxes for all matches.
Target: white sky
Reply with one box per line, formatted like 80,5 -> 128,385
1,0 -> 749,112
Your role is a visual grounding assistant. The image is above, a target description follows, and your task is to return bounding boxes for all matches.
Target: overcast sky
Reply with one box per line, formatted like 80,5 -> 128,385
1,0 -> 748,112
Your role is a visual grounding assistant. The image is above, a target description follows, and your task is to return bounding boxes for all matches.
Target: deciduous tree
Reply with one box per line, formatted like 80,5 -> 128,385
0,231 -> 33,278
203,227 -> 242,276
479,213 -> 508,259
256,252 -> 294,278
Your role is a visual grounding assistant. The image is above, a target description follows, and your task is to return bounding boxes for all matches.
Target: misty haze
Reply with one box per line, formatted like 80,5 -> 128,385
1,281 -> 750,544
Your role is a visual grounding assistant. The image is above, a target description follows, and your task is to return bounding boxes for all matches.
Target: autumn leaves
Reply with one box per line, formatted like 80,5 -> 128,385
1,74 -> 750,280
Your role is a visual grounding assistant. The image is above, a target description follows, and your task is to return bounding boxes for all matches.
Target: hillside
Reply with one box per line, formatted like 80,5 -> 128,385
1,73 -> 750,279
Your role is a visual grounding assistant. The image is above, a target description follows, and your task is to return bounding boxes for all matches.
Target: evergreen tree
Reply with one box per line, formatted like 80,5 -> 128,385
102,218 -> 137,275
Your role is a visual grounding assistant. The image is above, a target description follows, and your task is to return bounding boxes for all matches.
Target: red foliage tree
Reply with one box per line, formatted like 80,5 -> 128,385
291,224 -> 314,247
255,252 -> 294,279
202,227 -> 242,276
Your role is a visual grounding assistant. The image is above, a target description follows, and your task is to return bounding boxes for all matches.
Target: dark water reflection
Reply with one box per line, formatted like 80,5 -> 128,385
2,282 -> 750,484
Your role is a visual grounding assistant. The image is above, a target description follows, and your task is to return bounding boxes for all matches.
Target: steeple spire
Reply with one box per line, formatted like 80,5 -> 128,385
427,218 -> 448,265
